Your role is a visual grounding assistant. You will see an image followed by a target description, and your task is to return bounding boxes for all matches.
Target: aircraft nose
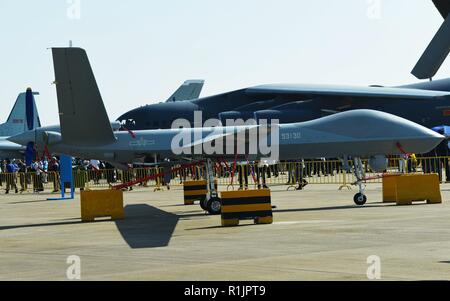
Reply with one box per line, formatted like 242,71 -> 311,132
427,130 -> 445,146
397,122 -> 445,154
7,130 -> 36,146
421,131 -> 446,149
414,123 -> 445,140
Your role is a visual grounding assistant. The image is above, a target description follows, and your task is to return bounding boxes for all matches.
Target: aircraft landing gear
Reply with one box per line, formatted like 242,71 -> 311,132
206,197 -> 221,215
199,196 -> 221,215
352,157 -> 367,206
353,193 -> 367,206
203,159 -> 222,215
200,197 -> 208,211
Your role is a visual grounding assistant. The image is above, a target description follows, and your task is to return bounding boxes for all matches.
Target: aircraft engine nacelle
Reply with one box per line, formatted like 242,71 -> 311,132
253,110 -> 283,124
218,111 -> 256,125
254,109 -> 321,124
368,155 -> 388,173
42,131 -> 62,146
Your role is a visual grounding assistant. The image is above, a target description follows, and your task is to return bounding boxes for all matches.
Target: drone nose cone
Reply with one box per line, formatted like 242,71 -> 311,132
427,129 -> 446,141
7,130 -> 36,146
420,128 -> 446,150
314,110 -> 446,155
390,117 -> 445,154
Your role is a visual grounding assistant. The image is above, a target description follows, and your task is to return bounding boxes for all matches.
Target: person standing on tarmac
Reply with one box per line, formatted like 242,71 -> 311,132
89,159 -> 101,184
31,160 -> 44,192
0,161 -> 3,187
435,130 -> 450,182
398,153 -> 408,174
255,160 -> 269,190
42,157 -> 49,183
5,159 -> 19,194
49,157 -> 61,193
295,159 -> 308,190
122,164 -> 134,191
238,162 -> 249,190
407,153 -> 418,173
17,160 -> 27,193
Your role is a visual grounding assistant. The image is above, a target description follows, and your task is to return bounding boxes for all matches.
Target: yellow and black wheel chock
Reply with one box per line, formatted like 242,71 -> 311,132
183,180 -> 218,205
80,189 -> 125,222
220,189 -> 273,227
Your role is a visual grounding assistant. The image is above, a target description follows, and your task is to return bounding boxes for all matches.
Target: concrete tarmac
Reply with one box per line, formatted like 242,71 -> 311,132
1,184 -> 450,281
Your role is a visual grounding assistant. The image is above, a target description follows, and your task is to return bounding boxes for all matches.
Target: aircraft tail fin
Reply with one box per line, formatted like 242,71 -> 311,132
166,80 -> 204,102
0,88 -> 41,137
412,1 -> 450,79
433,0 -> 450,19
52,48 -> 116,146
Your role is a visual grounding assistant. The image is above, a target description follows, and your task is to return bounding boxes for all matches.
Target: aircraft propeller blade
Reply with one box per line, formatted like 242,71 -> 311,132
25,141 -> 35,167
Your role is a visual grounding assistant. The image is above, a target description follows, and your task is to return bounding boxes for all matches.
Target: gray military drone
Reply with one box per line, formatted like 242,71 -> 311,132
9,48 -> 444,213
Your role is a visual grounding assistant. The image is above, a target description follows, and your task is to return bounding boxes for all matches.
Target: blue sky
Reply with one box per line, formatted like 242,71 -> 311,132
0,0 -> 448,125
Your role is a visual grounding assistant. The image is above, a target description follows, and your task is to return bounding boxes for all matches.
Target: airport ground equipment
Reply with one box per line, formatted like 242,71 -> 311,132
47,155 -> 74,200
220,189 -> 273,227
183,180 -> 208,205
183,179 -> 218,206
80,189 -> 124,222
382,173 -> 442,205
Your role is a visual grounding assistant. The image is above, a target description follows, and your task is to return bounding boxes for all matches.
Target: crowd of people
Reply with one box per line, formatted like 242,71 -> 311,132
0,157 -> 59,194
0,157 -> 119,194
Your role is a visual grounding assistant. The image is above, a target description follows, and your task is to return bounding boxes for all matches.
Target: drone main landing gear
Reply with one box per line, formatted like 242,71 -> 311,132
201,159 -> 222,215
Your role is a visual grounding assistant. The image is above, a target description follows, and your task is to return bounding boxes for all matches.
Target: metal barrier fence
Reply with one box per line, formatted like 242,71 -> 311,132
1,157 -> 449,194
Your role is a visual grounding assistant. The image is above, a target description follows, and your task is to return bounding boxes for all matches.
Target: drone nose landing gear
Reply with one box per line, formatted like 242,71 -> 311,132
352,157 -> 367,206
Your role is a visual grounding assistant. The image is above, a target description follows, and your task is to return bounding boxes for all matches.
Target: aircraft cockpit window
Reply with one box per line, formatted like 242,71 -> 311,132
122,119 -> 136,127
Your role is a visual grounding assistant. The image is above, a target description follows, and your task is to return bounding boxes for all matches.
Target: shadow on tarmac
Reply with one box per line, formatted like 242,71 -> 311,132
184,203 -> 396,231
0,204 -> 179,249
0,219 -> 110,231
1,202 -> 414,247
159,204 -> 198,208
186,223 -> 261,231
273,203 -> 393,213
115,204 -> 179,249
7,199 -> 62,205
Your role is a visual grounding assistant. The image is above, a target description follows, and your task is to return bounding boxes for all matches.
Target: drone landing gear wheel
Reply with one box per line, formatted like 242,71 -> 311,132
353,193 -> 367,206
200,197 -> 208,211
206,197 -> 222,215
